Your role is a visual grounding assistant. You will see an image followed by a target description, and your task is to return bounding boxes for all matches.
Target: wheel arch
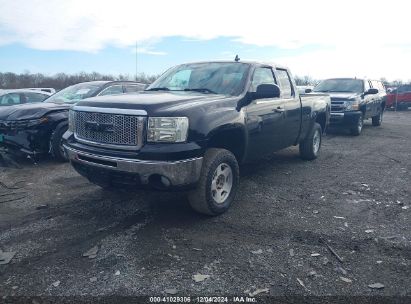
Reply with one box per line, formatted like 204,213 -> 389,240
205,124 -> 247,164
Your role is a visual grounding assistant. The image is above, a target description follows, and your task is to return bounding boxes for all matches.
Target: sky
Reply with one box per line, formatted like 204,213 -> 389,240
0,0 -> 410,82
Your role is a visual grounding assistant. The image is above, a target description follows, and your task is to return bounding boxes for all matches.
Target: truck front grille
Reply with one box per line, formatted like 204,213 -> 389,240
72,111 -> 145,150
331,101 -> 345,112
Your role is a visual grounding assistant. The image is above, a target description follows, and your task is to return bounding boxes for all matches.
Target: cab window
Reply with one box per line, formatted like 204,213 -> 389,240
250,68 -> 276,91
276,69 -> 294,98
364,81 -> 371,92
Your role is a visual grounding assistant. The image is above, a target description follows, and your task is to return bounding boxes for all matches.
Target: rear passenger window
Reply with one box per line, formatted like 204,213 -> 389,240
276,69 -> 294,98
0,93 -> 20,106
250,68 -> 276,91
24,92 -> 48,103
124,84 -> 145,93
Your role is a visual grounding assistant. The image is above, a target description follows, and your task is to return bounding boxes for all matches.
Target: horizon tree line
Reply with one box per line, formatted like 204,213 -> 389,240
0,71 -> 408,90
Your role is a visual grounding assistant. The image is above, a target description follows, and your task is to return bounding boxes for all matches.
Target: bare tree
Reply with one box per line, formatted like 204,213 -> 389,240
0,71 -> 159,90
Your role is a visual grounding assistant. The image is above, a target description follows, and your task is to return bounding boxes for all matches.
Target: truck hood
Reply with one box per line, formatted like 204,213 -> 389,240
76,91 -> 234,115
0,102 -> 70,121
324,92 -> 360,101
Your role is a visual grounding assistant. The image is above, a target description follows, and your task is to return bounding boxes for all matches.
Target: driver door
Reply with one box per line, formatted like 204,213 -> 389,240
245,67 -> 287,161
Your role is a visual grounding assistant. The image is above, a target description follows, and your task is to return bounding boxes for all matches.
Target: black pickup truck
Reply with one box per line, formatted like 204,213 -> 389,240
64,61 -> 330,215
311,78 -> 386,135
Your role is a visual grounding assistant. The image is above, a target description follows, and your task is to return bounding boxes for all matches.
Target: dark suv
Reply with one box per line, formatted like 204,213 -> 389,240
312,78 -> 386,135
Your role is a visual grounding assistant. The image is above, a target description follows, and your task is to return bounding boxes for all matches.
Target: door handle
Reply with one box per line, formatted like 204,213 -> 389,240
274,107 -> 285,113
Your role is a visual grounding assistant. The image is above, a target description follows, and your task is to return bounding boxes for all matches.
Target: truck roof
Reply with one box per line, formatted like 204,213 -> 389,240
322,77 -> 384,83
177,60 -> 290,71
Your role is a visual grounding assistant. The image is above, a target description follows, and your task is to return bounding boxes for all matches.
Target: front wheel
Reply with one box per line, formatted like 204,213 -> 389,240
51,125 -> 69,162
299,122 -> 322,160
350,113 -> 363,136
188,148 -> 239,216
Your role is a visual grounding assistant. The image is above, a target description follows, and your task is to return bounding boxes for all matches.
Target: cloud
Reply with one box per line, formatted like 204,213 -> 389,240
0,0 -> 410,79
136,47 -> 167,56
276,46 -> 411,81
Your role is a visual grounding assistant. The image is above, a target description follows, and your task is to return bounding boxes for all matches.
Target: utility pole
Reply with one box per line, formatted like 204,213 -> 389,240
135,40 -> 138,81
395,86 -> 398,111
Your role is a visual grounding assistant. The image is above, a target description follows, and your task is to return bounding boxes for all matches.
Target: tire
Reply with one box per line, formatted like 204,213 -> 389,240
188,148 -> 239,216
299,122 -> 322,160
93,181 -> 114,190
350,113 -> 363,136
372,108 -> 383,126
51,125 -> 69,162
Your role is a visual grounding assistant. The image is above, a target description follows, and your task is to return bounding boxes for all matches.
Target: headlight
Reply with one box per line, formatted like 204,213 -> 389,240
350,101 -> 360,110
68,110 -> 75,132
345,99 -> 359,111
4,117 -> 48,129
147,117 -> 189,143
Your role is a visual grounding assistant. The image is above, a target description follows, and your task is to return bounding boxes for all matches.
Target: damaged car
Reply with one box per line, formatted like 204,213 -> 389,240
0,81 -> 146,161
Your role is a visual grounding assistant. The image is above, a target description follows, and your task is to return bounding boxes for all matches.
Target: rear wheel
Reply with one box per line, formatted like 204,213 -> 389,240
188,148 -> 239,216
350,113 -> 363,136
299,123 -> 322,160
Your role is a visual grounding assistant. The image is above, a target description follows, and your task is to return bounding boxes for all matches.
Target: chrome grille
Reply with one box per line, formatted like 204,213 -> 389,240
73,110 -> 145,150
331,101 -> 345,112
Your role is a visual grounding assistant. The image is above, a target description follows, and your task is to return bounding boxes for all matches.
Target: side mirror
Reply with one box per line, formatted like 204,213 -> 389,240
305,88 -> 312,93
365,88 -> 378,95
252,84 -> 280,100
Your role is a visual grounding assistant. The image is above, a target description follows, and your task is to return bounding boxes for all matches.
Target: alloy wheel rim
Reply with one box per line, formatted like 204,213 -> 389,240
358,117 -> 363,132
313,130 -> 320,154
211,163 -> 233,204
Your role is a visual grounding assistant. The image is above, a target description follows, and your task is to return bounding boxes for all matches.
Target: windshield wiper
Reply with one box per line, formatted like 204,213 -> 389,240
145,87 -> 170,91
183,88 -> 217,94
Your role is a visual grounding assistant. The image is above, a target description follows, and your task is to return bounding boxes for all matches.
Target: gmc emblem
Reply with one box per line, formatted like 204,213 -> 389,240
84,121 -> 114,133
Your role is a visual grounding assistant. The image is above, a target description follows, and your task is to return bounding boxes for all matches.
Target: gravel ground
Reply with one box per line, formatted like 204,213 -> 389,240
0,111 -> 410,300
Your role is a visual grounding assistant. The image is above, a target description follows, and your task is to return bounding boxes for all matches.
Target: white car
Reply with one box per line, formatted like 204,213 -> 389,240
0,89 -> 52,107
27,88 -> 57,94
297,85 -> 314,94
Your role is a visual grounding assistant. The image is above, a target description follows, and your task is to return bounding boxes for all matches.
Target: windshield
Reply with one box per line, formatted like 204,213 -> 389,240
45,83 -> 102,104
147,62 -> 250,96
313,79 -> 364,93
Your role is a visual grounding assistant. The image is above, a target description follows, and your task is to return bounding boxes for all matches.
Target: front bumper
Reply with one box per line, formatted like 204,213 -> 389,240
0,127 -> 51,156
330,111 -> 362,127
64,145 -> 203,189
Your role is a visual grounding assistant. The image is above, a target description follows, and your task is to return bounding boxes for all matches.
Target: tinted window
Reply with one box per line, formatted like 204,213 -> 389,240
124,84 -> 146,93
370,80 -> 384,92
398,85 -> 411,93
314,79 -> 364,93
148,62 -> 250,96
98,85 -> 124,96
250,68 -> 276,91
276,69 -> 293,98
364,81 -> 370,92
0,93 -> 20,106
24,92 -> 48,103
46,83 -> 102,104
